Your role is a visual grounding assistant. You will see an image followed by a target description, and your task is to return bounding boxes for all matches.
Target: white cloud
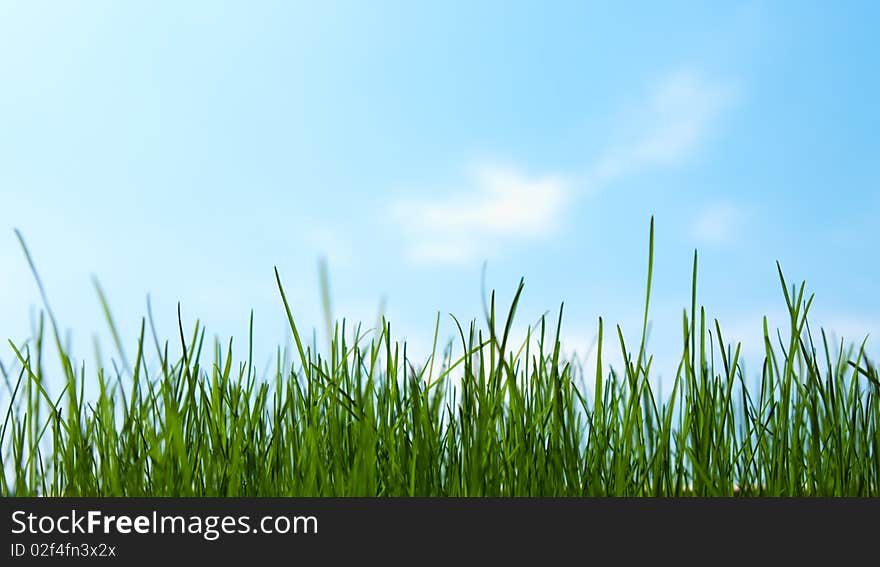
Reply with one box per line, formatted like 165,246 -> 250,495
691,202 -> 747,244
590,70 -> 736,184
389,68 -> 737,265
391,164 -> 571,264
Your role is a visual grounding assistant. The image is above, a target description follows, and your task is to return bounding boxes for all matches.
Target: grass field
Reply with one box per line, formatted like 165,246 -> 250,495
2,219 -> 878,497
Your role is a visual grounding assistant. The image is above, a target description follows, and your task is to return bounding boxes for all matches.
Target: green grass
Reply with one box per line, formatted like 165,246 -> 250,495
2,219 -> 878,497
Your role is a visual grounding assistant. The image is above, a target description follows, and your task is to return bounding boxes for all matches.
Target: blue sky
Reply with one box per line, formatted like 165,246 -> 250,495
1,1 -> 878,386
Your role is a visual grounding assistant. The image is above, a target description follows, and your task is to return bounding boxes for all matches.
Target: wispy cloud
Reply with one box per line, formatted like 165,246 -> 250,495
691,202 -> 747,244
391,164 -> 571,264
590,70 -> 737,185
391,68 -> 737,265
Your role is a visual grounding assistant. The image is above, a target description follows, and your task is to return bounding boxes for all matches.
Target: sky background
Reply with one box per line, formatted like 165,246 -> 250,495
1,1 -> 878,390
